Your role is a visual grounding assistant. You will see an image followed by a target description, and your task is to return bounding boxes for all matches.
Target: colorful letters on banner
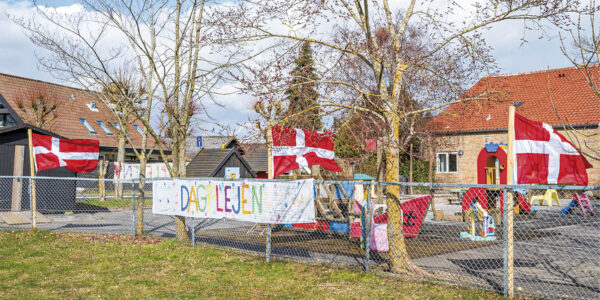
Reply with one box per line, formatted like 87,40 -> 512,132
152,179 -> 315,224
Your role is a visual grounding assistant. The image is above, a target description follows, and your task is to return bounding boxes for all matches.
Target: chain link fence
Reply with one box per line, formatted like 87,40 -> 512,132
0,175 -> 598,299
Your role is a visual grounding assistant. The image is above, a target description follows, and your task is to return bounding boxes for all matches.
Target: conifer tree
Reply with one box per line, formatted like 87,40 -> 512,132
284,41 -> 322,131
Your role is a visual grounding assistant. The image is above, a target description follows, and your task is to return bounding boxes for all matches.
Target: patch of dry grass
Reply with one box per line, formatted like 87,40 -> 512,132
0,230 -> 501,299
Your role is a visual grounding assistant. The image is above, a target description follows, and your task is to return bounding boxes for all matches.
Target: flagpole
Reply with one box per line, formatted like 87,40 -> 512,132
27,128 -> 37,229
265,121 -> 274,262
505,105 -> 517,298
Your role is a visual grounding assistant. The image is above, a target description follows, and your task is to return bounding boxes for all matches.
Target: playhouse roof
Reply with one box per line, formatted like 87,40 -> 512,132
431,66 -> 600,134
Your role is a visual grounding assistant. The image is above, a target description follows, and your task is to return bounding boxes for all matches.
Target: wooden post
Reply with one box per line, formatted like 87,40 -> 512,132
11,145 -> 25,212
376,137 -> 383,202
428,139 -> 435,212
98,158 -> 106,201
27,129 -> 37,229
505,105 -> 516,298
409,143 -> 413,195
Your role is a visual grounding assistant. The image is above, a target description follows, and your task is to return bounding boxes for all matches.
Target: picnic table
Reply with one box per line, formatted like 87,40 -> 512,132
448,188 -> 468,205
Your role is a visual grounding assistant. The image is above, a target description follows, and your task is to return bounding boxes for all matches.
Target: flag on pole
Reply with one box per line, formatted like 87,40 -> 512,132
32,133 -> 100,173
513,113 -> 592,185
272,126 -> 342,178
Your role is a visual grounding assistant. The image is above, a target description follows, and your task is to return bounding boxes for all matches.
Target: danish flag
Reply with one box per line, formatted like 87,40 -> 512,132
32,133 -> 100,173
513,113 -> 592,185
272,126 -> 342,178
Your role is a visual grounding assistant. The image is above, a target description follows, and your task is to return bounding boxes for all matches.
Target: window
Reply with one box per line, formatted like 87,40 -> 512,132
437,152 -> 458,173
87,102 -> 99,112
113,122 -> 121,130
0,114 -> 16,127
133,124 -> 144,135
79,118 -> 97,134
96,120 -> 113,136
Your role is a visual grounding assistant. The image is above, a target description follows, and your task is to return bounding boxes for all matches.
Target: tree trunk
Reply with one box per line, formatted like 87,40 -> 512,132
136,146 -> 147,236
115,133 -> 125,200
174,134 -> 189,243
385,113 -> 425,275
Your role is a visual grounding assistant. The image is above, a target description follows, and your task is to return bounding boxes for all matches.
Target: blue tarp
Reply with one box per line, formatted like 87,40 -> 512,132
334,183 -> 354,199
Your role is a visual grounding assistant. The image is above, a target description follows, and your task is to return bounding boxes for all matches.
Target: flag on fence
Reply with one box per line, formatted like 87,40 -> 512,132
513,113 -> 592,185
272,126 -> 342,178
32,133 -> 99,173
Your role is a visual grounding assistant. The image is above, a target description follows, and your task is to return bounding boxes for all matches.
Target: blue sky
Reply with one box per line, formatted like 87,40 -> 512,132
0,1 -> 578,135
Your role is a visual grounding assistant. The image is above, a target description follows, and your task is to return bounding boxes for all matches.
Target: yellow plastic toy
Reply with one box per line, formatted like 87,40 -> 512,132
529,189 -> 560,207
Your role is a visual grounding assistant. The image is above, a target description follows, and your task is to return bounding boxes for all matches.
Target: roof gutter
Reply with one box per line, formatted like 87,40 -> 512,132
434,123 -> 599,136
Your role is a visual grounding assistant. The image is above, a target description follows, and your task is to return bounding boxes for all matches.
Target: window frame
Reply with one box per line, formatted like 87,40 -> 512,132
436,152 -> 459,174
133,124 -> 144,136
96,120 -> 114,136
79,118 -> 98,135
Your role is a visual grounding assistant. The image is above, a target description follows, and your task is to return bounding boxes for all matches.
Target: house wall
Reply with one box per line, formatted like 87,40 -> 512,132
433,127 -> 600,186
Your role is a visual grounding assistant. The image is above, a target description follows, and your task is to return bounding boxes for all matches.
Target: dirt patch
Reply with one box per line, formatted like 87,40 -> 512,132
59,232 -> 164,245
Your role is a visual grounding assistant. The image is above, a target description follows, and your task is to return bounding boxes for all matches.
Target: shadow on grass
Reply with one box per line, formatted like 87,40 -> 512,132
73,202 -> 110,213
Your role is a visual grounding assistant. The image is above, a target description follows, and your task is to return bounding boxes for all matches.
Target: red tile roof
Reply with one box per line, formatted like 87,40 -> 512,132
0,72 -> 152,149
431,66 -> 600,133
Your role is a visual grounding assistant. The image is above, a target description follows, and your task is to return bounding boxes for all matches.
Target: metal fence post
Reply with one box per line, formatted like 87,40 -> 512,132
191,217 -> 195,247
503,187 -> 508,297
29,177 -> 33,229
266,224 -> 272,262
365,183 -> 371,272
131,179 -> 136,235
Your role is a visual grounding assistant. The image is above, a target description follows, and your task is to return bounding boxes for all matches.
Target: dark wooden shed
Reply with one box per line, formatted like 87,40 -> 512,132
186,148 -> 256,178
0,124 -> 76,213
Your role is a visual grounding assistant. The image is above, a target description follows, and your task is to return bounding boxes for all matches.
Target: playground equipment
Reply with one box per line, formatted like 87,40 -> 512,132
460,196 -> 496,241
462,187 -> 532,215
561,193 -> 596,216
368,204 -> 389,252
530,189 -> 560,207
285,172 -> 430,253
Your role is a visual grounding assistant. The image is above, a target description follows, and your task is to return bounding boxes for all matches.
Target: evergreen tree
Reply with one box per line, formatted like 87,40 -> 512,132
284,41 -> 322,131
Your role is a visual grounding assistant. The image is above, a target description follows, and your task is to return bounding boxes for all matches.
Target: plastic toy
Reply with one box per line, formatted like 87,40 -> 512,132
530,189 -> 560,207
561,193 -> 596,216
460,196 -> 496,241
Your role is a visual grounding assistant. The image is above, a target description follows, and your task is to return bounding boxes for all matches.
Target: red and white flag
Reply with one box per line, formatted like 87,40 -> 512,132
32,133 -> 100,173
513,113 -> 592,185
272,126 -> 342,178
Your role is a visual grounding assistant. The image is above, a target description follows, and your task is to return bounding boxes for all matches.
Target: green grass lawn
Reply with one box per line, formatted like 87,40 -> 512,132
0,230 -> 501,299
76,198 -> 153,209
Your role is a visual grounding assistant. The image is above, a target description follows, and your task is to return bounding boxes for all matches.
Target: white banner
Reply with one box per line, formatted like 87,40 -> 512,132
115,162 -> 171,179
152,179 -> 315,224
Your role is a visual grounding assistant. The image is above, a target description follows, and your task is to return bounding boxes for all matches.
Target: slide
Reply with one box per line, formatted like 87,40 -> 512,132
561,200 -> 578,215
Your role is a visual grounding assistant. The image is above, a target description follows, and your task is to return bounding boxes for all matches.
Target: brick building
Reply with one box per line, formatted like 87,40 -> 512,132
0,72 -> 161,162
430,66 -> 600,185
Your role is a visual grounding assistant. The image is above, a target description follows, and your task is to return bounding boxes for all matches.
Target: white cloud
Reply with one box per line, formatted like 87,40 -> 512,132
0,0 -> 582,134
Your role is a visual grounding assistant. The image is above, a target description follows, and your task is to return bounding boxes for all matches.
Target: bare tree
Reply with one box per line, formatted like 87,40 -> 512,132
559,0 -> 600,160
12,0 -> 243,242
101,77 -> 139,201
15,82 -> 61,129
227,0 -> 583,274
